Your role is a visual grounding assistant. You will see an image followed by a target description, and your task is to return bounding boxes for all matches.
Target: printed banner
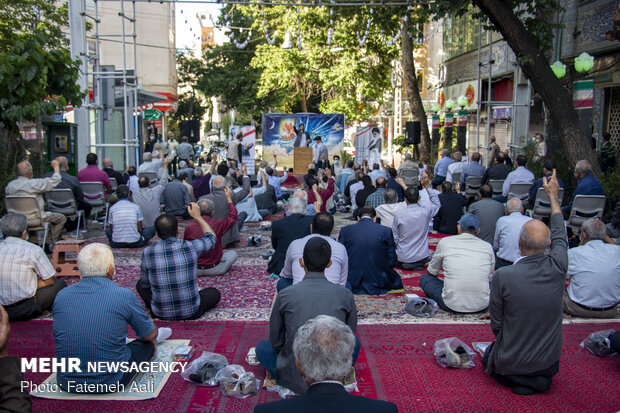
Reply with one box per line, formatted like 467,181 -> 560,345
262,113 -> 345,168
355,127 -> 383,165
229,125 -> 256,175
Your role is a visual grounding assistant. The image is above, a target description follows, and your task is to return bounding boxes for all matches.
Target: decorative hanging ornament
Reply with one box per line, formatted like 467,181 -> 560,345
356,8 -> 373,46
261,10 -> 277,45
223,13 -> 253,49
297,7 -> 303,50
327,1 -> 334,45
381,6 -> 410,46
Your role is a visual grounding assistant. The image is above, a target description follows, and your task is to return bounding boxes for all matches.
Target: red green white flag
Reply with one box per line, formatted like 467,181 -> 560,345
573,80 -> 594,109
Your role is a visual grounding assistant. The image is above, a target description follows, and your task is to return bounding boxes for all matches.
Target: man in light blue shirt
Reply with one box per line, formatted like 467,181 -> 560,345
313,136 -> 329,165
432,149 -> 454,188
498,155 -> 535,201
369,163 -> 387,183
564,218 -> 620,318
461,152 -> 486,185
493,198 -> 532,268
265,166 -> 288,200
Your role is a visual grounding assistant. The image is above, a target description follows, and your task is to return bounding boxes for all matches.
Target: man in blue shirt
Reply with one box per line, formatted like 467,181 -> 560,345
431,149 -> 454,188
460,152 -> 486,186
137,204 -> 221,320
53,243 -> 158,393
562,160 -> 602,217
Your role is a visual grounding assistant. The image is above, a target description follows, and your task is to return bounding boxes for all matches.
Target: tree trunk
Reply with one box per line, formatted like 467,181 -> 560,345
473,0 -> 600,174
401,33 -> 431,161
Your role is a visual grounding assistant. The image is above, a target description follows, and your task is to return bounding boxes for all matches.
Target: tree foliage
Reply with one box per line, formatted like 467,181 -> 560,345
171,52 -> 210,126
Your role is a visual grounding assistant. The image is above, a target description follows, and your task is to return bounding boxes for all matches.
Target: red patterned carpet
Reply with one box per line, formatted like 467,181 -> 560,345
10,320 -> 620,412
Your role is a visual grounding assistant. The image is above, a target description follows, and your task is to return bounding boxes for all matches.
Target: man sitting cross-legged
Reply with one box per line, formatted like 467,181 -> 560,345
137,204 -> 221,320
53,243 -> 172,393
254,315 -> 397,413
106,185 -> 156,248
183,188 -> 239,277
483,169 -> 567,395
420,214 -> 495,313
278,212 -> 349,291
0,213 -> 67,321
563,218 -> 620,318
256,237 -> 359,396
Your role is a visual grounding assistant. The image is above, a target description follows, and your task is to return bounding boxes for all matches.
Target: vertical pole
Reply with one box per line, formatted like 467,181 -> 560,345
486,25 -> 493,157
476,19 -> 483,164
95,0 -> 105,161
120,0 -> 131,168
132,0 -> 139,167
68,0 -> 90,169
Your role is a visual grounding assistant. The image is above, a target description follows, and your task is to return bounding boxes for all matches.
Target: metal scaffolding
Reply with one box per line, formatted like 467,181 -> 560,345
69,0 -> 141,168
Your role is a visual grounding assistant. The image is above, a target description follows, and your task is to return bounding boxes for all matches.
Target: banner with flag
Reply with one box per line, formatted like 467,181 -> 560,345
573,80 -> 594,109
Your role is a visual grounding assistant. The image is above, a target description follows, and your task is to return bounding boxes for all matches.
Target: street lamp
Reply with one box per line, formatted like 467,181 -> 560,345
458,95 -> 468,109
574,52 -> 594,73
550,61 -> 567,78
430,103 -> 440,113
445,99 -> 455,111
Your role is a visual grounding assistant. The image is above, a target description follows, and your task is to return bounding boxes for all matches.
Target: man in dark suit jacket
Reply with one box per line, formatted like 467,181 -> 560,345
483,170 -> 567,395
199,165 -> 250,247
266,196 -> 313,275
433,181 -> 467,235
338,206 -> 403,295
256,238 -> 359,396
482,151 -> 512,184
255,314 -> 397,413
469,184 -> 505,244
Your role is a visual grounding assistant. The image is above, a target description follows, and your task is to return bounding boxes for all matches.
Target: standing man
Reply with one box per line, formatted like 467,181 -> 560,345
176,136 -> 194,165
137,205 -> 221,320
599,132 -> 616,172
227,132 -> 243,168
312,136 -> 329,166
293,122 -> 310,147
487,135 -> 500,167
483,170 -> 567,395
5,159 -> 66,242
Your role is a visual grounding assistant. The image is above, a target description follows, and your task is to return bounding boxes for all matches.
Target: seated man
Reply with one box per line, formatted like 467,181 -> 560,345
78,153 -> 117,204
482,151 -> 512,185
254,315 -> 397,413
106,185 -> 156,248
445,151 -> 464,183
265,166 -> 288,200
0,304 -> 33,410
493,198 -> 532,268
306,169 -> 334,213
278,213 -> 348,291
177,160 -> 195,183
375,188 -> 406,228
126,166 -> 139,194
497,155 -> 534,203
562,159 -> 602,217
137,205 -> 221,320
256,238 -> 359,395
102,157 -> 127,186
53,243 -> 167,393
368,162 -> 387,183
433,181 -> 466,235
392,172 -> 440,270
365,177 -> 387,208
431,149 -> 454,188
191,154 -> 217,199
137,151 -> 163,175
0,213 -> 66,321
421,214 -> 495,313
354,175 -> 376,215
469,184 -> 505,245
179,172 -> 195,202
527,159 -> 565,208
387,167 -> 405,201
564,218 -> 620,318
483,170 -> 566,395
132,160 -> 169,228
460,152 -> 486,186
339,207 -> 403,294
5,159 -> 66,243
267,196 -> 314,275
44,156 -> 92,222
162,174 -> 191,219
236,171 -> 271,222
184,189 -> 239,277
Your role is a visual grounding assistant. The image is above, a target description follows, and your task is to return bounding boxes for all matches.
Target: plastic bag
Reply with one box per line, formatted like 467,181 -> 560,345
181,351 -> 229,385
433,337 -> 477,369
404,297 -> 439,317
216,364 -> 261,399
580,330 -> 616,357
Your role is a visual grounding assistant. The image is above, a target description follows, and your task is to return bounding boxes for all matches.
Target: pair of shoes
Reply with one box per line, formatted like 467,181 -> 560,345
247,235 -> 262,247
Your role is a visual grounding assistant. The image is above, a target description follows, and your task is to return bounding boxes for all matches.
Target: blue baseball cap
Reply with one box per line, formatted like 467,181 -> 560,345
458,214 -> 480,232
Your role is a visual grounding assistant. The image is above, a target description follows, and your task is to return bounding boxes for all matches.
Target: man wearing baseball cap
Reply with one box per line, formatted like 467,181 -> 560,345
420,213 -> 495,313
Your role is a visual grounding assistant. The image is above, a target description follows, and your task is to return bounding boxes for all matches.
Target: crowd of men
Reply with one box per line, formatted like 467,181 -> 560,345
0,136 -> 618,410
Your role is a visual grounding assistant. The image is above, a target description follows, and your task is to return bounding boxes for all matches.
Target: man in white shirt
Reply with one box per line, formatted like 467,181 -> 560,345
420,214 -> 495,313
497,155 -> 535,202
376,189 -> 406,229
349,170 -> 365,212
445,151 -> 465,183
564,218 -> 620,318
392,172 -> 441,270
0,213 -> 66,321
493,198 -> 532,268
137,152 -> 164,175
278,213 -> 349,291
106,185 -> 155,248
132,161 -> 169,227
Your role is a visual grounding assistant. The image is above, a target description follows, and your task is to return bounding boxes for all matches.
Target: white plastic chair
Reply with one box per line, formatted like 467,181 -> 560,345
46,189 -> 86,237
80,181 -> 109,228
488,180 -> 505,196
451,172 -> 461,186
400,168 -> 419,187
4,195 -> 53,247
138,171 -> 158,186
527,187 -> 565,220
567,195 -> 606,233
109,177 -> 118,192
464,176 -> 483,199
507,182 -> 532,200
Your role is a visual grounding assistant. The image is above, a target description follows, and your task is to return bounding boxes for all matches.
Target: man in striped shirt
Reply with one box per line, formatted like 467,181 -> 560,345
0,213 -> 66,321
137,203 -> 221,320
105,185 -> 155,248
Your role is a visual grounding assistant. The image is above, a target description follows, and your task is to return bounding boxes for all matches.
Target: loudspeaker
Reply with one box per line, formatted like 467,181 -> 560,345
180,120 -> 200,143
405,121 -> 421,145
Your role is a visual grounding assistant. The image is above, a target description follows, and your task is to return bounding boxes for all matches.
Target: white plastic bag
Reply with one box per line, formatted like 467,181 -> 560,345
216,364 -> 261,399
181,351 -> 229,385
580,330 -> 616,357
433,337 -> 477,369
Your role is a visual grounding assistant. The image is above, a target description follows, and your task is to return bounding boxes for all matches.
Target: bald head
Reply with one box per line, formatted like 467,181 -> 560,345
102,158 -> 113,169
506,198 -> 523,214
56,156 -> 69,171
16,161 -> 33,178
519,220 -> 550,256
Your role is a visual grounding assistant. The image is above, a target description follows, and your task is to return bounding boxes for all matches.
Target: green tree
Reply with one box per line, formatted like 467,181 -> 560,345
431,0 -> 600,174
170,52 -> 211,134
